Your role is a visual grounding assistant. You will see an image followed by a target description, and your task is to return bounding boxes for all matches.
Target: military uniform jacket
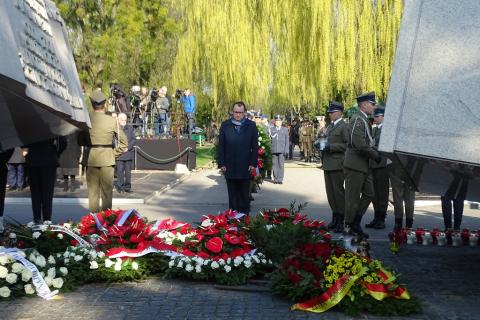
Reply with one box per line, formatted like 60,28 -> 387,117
269,126 -> 289,154
370,125 -> 388,169
322,119 -> 348,171
299,126 -> 314,143
79,112 -> 128,167
343,112 -> 379,173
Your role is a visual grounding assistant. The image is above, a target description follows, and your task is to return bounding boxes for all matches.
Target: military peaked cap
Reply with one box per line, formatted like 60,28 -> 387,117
327,101 -> 344,113
90,89 -> 107,105
356,91 -> 376,104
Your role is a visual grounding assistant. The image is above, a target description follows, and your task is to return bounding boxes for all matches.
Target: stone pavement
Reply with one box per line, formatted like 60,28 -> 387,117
2,163 -> 480,319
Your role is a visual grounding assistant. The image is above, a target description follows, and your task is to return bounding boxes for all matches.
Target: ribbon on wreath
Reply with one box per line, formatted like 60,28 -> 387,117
47,225 -> 92,248
291,267 -> 368,313
105,241 -> 177,258
0,248 -> 58,300
362,267 -> 410,301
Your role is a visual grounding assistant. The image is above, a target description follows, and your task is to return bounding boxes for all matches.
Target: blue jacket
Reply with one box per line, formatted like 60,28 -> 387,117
182,95 -> 196,113
217,118 -> 258,180
117,125 -> 136,161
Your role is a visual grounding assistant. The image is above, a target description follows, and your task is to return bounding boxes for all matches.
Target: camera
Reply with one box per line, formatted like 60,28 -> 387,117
175,88 -> 184,102
110,83 -> 125,97
149,88 -> 159,102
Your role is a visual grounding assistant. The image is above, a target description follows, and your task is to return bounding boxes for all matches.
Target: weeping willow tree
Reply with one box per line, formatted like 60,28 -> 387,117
173,0 -> 403,120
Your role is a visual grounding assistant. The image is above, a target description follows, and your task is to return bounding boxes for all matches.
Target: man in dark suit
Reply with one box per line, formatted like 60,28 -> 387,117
269,115 -> 289,184
25,137 -> 67,223
343,92 -> 381,237
115,113 -> 137,193
217,101 -> 259,214
321,101 -> 349,233
366,106 -> 390,229
0,148 -> 14,233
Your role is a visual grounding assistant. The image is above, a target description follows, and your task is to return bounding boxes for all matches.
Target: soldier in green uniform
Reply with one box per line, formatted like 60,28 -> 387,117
299,120 -> 314,162
365,107 -> 389,229
343,92 -> 381,237
321,101 -> 349,233
79,89 -> 128,213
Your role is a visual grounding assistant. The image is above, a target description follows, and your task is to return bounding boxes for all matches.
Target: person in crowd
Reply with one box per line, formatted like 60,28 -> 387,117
58,132 -> 81,192
365,106 -> 390,229
260,115 -> 273,179
139,87 -> 149,136
182,88 -> 196,137
269,115 -> 289,184
25,137 -> 67,223
0,148 -> 14,233
7,147 -> 26,191
115,113 -> 136,193
78,89 -> 128,213
321,101 -> 349,233
217,101 -> 258,214
441,165 -> 468,231
343,92 -> 381,237
299,119 -> 314,162
289,118 -> 300,160
158,86 -> 171,137
389,157 -> 416,231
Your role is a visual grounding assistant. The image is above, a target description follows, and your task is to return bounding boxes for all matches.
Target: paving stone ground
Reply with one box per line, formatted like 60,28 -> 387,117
2,164 -> 480,320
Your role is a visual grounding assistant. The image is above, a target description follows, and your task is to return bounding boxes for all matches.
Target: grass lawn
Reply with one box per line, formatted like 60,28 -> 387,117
196,143 -> 216,168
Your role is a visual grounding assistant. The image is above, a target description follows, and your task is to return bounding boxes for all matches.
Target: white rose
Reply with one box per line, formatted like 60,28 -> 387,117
64,259 -> 70,265
89,261 -> 99,270
57,233 -> 64,240
6,273 -> 18,284
211,261 -> 219,269
63,223 -> 72,229
43,220 -> 52,225
131,262 -> 139,271
0,286 -> 11,298
115,258 -> 122,264
24,284 -> 35,295
177,261 -> 184,268
185,264 -> 194,272
0,256 -> 10,265
224,265 -> 232,273
21,268 -> 32,282
226,258 -> 232,264
47,267 -> 56,278
258,137 -> 263,141
203,260 -> 209,266
11,262 -> 24,274
59,267 -> 68,276
252,256 -> 260,263
195,265 -> 202,273
52,278 -> 64,289
63,251 -> 70,258
244,260 -> 252,268
35,256 -> 46,268
37,225 -> 47,232
40,271 -> 45,278
44,276 -> 53,286
261,259 -> 267,264
168,260 -> 175,268
0,266 -> 8,278
26,221 -> 35,228
218,259 -> 225,265
114,262 -> 122,272
74,255 -> 83,262
28,253 -> 36,263
48,255 -> 56,265
105,259 -> 114,268
89,251 -> 97,259
97,252 -> 105,258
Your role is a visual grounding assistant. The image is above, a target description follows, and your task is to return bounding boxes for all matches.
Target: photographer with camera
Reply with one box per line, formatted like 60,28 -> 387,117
181,88 -> 196,138
158,86 -> 171,137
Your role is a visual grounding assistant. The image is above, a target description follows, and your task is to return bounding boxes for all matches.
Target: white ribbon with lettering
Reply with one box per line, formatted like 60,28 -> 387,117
92,213 -> 108,232
107,247 -> 162,259
0,248 -> 58,300
48,225 -> 92,248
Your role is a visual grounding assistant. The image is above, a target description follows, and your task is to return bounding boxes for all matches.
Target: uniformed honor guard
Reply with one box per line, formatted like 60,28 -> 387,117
322,101 -> 349,233
79,89 -> 128,213
269,115 -> 289,184
365,107 -> 389,229
299,120 -> 314,162
343,92 -> 381,237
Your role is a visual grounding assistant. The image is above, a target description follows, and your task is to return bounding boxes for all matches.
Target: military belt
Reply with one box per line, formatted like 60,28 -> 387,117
90,144 -> 113,148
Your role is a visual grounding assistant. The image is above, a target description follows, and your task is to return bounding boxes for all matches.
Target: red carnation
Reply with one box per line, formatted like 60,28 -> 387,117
206,237 -> 223,253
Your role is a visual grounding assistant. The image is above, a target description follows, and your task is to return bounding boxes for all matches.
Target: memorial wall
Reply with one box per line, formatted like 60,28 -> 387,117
380,0 -> 480,201
0,0 -> 90,151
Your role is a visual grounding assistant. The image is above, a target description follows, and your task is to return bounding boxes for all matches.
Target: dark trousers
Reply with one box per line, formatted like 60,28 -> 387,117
115,160 -> 132,191
7,163 -> 25,188
289,143 -> 299,159
29,166 -> 56,222
0,163 -> 8,217
344,168 -> 374,223
226,178 -> 251,214
390,169 -> 415,220
324,170 -> 345,215
186,112 -> 195,137
372,167 -> 389,213
441,196 -> 464,230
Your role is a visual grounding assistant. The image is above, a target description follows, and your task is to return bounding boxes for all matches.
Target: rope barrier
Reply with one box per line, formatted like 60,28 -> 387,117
134,145 -> 194,164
